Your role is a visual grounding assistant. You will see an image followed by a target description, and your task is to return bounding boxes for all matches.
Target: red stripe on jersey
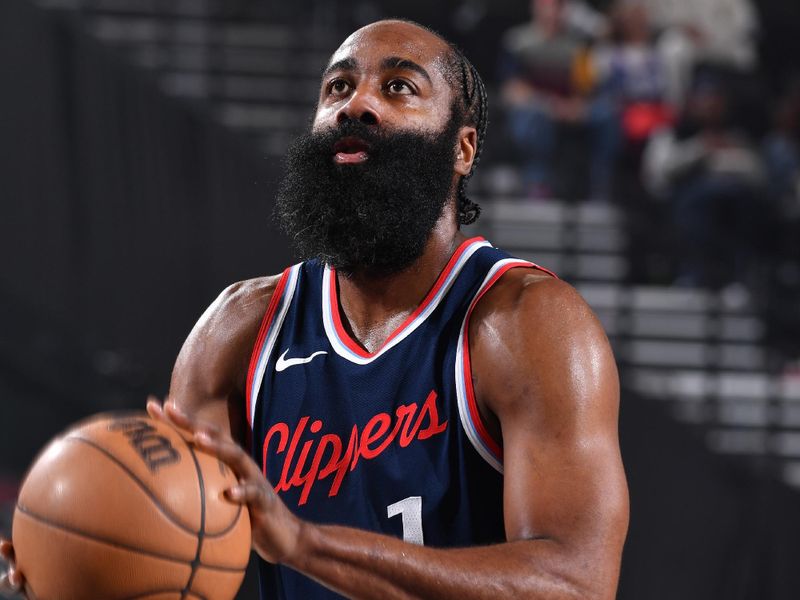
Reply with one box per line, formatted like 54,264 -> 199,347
328,271 -> 371,358
461,260 -> 557,460
246,267 -> 291,428
329,236 -> 486,358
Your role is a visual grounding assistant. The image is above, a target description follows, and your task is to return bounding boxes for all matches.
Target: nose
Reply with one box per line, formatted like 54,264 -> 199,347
335,87 -> 381,126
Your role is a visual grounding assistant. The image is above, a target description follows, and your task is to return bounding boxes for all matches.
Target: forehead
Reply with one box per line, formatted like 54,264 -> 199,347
327,21 -> 452,83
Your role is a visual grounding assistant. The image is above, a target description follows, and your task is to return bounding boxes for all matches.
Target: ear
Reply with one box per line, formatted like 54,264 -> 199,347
454,126 -> 477,177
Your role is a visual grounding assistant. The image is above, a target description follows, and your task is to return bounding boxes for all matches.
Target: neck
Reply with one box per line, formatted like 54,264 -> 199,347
335,213 -> 465,353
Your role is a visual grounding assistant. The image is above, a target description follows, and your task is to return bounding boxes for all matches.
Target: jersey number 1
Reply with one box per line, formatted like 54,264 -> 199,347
387,496 -> 424,545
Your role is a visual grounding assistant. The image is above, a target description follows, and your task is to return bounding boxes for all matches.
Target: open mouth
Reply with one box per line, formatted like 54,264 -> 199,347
333,136 -> 370,164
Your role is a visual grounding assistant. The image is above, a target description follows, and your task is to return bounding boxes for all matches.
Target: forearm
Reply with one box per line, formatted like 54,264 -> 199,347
286,524 -> 606,600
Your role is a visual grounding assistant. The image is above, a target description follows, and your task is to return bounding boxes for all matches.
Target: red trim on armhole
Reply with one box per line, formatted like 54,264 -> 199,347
462,261 -> 557,458
329,271 -> 371,358
329,236 -> 487,358
245,267 -> 292,429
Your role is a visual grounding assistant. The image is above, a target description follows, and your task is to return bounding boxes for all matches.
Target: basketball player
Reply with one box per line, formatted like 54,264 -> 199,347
1,19 -> 628,599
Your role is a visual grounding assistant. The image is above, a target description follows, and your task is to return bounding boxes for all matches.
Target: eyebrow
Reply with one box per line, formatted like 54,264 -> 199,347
380,57 -> 432,84
322,57 -> 358,79
321,56 -> 432,85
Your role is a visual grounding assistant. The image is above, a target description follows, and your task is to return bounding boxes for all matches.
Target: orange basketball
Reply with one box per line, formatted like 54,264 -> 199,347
11,412 -> 251,600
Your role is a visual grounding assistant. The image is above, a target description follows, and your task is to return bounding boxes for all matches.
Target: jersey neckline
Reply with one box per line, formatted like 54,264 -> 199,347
322,236 -> 491,365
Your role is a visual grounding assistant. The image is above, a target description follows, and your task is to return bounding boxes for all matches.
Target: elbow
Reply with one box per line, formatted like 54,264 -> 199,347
568,566 -> 622,600
508,543 -> 622,600
543,579 -> 616,600
566,581 -> 618,600
514,579 -> 617,600
559,553 -> 623,600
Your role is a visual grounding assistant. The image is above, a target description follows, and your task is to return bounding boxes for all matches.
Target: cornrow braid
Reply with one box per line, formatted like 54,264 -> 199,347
451,49 -> 487,225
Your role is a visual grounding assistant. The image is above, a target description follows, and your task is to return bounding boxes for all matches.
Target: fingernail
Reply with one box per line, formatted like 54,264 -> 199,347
227,486 -> 243,500
195,431 -> 211,444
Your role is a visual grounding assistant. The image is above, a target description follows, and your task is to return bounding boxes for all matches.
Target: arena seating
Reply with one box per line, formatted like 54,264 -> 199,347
36,0 -> 337,156
471,197 -> 800,492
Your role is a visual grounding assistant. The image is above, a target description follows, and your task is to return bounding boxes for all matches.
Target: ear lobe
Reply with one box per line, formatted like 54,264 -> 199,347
454,127 -> 477,177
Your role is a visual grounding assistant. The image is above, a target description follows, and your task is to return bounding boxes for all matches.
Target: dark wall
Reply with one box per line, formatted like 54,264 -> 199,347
0,0 -> 293,473
618,391 -> 800,600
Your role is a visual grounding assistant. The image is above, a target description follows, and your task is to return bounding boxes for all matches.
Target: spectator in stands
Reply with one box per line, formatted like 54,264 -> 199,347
499,0 -> 619,201
563,0 -> 609,40
644,0 -> 759,106
763,83 -> 800,219
761,83 -> 800,300
593,0 -> 674,154
642,75 -> 764,288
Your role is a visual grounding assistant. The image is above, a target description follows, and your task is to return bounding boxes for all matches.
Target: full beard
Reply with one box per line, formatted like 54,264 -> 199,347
274,112 -> 462,276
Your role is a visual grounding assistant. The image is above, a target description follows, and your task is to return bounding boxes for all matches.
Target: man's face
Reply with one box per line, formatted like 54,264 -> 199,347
274,21 -> 471,276
312,21 -> 457,141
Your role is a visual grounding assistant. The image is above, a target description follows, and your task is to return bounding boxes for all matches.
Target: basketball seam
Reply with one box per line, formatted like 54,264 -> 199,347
12,505 -> 247,572
180,440 -> 207,599
67,436 -> 200,535
204,503 -> 244,538
70,434 -> 245,538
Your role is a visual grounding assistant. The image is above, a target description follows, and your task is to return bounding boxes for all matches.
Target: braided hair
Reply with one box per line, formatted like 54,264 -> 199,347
395,20 -> 488,225
449,47 -> 487,225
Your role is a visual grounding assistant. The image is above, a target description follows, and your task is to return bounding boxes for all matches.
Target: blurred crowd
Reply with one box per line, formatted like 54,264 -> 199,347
497,0 -> 800,294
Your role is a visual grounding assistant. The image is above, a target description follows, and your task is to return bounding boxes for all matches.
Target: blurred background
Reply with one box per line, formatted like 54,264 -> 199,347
2,0 -> 800,597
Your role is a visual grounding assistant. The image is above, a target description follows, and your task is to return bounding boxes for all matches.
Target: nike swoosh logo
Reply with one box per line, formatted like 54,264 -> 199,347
275,349 -> 328,372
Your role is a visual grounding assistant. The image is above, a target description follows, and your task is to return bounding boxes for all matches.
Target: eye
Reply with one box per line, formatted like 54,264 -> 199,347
386,79 -> 414,95
327,78 -> 352,97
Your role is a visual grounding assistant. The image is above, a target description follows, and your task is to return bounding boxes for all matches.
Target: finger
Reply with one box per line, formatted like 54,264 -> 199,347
163,402 -> 221,438
225,482 -> 272,506
0,567 -> 23,592
0,540 -> 13,561
0,571 -> 18,593
147,398 -> 196,435
146,397 -> 166,421
7,567 -> 23,590
163,401 -> 197,431
194,430 -> 263,481
0,543 -> 31,599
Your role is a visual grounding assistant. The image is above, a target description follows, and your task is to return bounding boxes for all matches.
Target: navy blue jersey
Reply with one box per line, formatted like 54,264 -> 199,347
246,237 -> 554,599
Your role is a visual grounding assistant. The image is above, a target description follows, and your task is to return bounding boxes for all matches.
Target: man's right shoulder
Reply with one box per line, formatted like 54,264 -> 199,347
173,273 -> 287,395
214,274 -> 285,322
191,273 -> 286,350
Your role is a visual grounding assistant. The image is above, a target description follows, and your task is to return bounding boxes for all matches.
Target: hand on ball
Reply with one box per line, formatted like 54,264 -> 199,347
0,539 -> 36,599
146,398 -> 305,566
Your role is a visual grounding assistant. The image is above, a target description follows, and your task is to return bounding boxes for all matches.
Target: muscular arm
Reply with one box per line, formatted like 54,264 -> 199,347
473,273 -> 628,595
167,276 -> 280,443
155,271 -> 628,599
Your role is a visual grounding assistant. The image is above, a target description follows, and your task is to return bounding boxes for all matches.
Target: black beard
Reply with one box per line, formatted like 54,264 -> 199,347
274,112 -> 462,276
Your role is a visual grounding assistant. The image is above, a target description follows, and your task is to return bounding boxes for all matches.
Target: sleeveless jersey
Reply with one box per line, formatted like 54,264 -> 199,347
246,237 -> 553,599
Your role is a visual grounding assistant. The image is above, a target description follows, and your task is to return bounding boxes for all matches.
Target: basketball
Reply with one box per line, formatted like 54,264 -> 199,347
11,412 -> 251,600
